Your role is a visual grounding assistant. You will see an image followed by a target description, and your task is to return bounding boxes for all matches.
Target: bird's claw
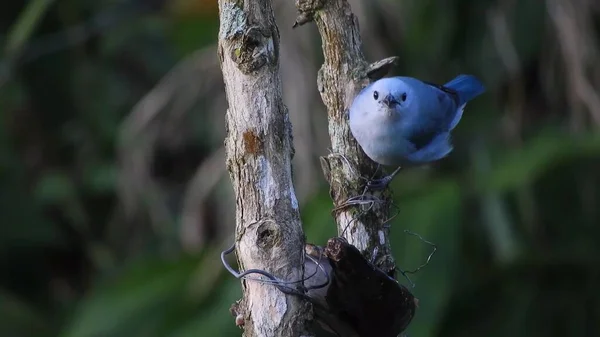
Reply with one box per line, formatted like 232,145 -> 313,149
366,175 -> 394,191
365,166 -> 402,191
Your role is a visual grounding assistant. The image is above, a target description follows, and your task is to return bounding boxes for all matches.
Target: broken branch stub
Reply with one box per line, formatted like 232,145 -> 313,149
305,238 -> 417,337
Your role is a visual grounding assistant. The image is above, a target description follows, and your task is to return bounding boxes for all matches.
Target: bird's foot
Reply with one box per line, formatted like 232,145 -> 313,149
365,166 -> 402,191
366,175 -> 395,191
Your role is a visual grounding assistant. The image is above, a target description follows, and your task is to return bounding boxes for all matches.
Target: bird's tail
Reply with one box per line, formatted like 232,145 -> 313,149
444,74 -> 486,106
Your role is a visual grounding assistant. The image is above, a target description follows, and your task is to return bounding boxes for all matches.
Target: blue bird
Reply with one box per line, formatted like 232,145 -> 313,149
348,74 -> 485,189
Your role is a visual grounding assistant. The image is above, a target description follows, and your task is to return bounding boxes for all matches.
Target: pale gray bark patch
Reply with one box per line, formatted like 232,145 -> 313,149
218,0 -> 311,336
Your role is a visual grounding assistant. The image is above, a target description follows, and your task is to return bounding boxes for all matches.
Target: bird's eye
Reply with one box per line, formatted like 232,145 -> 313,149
401,93 -> 407,102
373,91 -> 379,100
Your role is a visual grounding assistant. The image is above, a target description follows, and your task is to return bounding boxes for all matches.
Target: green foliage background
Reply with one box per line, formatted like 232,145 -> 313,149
1,0 -> 599,336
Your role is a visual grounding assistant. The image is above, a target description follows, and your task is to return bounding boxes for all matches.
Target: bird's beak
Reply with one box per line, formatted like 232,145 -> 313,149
382,94 -> 398,107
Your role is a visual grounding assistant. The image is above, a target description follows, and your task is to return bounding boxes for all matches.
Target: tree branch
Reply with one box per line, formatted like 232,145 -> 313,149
293,2 -> 418,335
218,0 -> 311,336
294,0 -> 399,273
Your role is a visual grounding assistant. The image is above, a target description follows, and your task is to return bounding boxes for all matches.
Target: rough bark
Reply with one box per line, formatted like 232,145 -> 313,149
294,0 -> 398,273
217,0 -> 311,336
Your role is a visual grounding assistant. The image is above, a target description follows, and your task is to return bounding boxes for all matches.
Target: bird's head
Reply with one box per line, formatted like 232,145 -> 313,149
353,78 -> 414,121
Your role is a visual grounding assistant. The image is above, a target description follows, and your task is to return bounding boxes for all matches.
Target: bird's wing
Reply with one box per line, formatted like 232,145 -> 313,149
421,80 -> 466,130
404,83 -> 458,150
405,132 -> 453,164
421,81 -> 460,105
406,128 -> 439,151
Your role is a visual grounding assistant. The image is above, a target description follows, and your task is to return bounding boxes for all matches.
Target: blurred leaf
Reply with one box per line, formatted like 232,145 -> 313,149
391,178 -> 463,337
512,0 -> 546,64
168,0 -> 218,17
301,189 -> 338,245
472,142 -> 519,263
61,254 -> 204,337
82,162 -> 117,193
477,130 -> 600,193
4,0 -> 55,58
34,171 -> 78,203
34,170 -> 88,231
436,259 -> 600,337
169,16 -> 219,56
403,0 -> 456,75
0,289 -> 55,337
0,161 -> 63,249
167,279 -> 241,337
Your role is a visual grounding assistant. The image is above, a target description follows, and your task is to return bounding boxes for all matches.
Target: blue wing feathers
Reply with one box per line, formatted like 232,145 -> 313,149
444,74 -> 486,107
443,74 -> 485,130
406,132 -> 453,163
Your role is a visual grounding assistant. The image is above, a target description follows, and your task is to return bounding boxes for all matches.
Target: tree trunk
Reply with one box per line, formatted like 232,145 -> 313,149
295,0 -> 398,273
217,0 -> 311,336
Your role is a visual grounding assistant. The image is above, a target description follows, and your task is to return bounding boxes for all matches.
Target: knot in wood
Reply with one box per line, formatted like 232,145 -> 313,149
256,220 -> 281,250
230,26 -> 276,74
218,2 -> 278,74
